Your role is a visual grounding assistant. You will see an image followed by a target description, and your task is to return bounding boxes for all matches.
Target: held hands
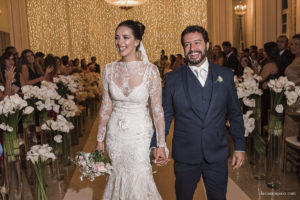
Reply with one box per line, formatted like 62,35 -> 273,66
232,151 -> 245,170
152,147 -> 169,167
96,141 -> 105,152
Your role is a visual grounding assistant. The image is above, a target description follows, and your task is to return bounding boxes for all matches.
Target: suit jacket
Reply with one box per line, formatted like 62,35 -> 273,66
223,52 -> 239,75
151,62 -> 245,164
278,50 -> 295,77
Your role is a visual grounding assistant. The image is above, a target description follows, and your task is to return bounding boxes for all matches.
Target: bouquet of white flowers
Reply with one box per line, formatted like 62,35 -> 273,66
21,85 -> 40,128
54,75 -> 82,98
235,67 -> 263,108
72,150 -> 112,181
27,144 -> 56,200
235,68 -> 266,153
267,76 -> 300,136
41,115 -> 74,133
0,94 -> 34,162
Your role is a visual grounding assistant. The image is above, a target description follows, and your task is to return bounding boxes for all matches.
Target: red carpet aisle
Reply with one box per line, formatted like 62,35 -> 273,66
63,116 -> 251,200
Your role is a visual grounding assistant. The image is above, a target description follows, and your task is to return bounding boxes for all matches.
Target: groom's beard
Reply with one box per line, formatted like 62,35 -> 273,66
185,48 -> 207,65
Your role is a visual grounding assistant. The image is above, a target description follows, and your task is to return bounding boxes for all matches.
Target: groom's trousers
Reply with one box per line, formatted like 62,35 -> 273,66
174,159 -> 228,200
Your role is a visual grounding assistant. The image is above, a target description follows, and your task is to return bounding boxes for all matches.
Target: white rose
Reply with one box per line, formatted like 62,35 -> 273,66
54,135 -> 63,143
23,106 -> 34,115
275,104 -> 284,113
243,97 -> 255,108
41,123 -> 50,131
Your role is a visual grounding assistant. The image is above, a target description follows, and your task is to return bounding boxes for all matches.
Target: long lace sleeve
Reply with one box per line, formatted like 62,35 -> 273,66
149,65 -> 166,148
97,66 -> 112,142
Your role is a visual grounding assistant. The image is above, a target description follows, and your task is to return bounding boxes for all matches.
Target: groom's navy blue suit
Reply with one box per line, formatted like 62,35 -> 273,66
151,62 -> 245,200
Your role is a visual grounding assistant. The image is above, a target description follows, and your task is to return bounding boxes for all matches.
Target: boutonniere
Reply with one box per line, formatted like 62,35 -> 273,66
215,75 -> 223,83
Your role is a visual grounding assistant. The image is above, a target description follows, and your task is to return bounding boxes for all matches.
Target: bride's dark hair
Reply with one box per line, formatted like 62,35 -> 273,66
116,20 -> 145,50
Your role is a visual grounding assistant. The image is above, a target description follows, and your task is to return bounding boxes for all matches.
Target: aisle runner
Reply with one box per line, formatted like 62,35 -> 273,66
63,117 -> 250,200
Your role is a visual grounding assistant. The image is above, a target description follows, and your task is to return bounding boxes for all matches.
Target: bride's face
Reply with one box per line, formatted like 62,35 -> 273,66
115,26 -> 139,59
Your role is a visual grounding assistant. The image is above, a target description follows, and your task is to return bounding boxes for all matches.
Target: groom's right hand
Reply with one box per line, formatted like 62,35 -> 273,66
152,147 -> 169,166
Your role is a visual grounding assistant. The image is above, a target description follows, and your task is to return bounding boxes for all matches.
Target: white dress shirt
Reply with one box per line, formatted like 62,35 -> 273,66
189,58 -> 209,87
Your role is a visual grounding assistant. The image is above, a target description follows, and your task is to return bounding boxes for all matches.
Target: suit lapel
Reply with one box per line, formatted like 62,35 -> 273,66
204,64 -> 219,124
181,65 -> 204,121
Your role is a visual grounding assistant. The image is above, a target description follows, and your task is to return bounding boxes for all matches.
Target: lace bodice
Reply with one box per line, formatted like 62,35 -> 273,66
97,61 -> 165,147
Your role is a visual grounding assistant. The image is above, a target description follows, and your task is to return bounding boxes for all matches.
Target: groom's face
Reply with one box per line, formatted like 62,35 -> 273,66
183,32 -> 209,66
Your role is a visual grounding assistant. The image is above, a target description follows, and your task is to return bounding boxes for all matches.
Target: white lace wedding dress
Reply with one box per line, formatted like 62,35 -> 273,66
97,60 -> 166,200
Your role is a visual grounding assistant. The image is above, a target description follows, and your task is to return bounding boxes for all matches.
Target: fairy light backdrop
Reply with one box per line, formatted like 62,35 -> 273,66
26,0 -> 207,66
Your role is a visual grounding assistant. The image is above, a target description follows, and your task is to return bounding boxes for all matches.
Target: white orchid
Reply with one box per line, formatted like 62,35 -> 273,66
54,135 -> 63,143
275,104 -> 284,114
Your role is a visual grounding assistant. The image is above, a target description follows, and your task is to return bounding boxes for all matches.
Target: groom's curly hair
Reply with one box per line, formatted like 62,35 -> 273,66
181,25 -> 209,47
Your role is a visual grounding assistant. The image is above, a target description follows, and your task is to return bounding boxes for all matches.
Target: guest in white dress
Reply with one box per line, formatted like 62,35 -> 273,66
96,20 -> 168,200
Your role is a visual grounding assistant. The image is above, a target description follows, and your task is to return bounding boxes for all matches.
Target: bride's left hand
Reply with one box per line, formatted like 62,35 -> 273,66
154,147 -> 169,167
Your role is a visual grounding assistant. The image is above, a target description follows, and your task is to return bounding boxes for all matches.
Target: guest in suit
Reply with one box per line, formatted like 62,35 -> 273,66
277,35 -> 295,77
152,25 -> 245,200
222,41 -> 239,75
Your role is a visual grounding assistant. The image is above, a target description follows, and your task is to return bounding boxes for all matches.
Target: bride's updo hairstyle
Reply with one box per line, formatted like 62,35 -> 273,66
116,20 -> 145,51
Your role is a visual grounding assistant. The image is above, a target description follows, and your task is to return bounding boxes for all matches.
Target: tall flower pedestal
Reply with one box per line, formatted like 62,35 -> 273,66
27,144 -> 56,200
251,112 -> 266,180
3,155 -> 23,200
70,118 -> 79,146
33,161 -> 47,200
62,133 -> 71,166
252,150 -> 266,180
266,114 -> 283,189
52,140 -> 64,181
23,113 -> 37,184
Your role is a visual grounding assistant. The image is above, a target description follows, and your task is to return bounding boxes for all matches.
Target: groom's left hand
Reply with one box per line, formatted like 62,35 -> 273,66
231,151 -> 245,170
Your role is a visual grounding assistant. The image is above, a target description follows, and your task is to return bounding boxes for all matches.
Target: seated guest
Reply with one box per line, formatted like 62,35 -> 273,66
164,54 -> 176,76
236,55 -> 252,77
5,46 -> 19,66
59,55 -> 70,75
81,58 -> 89,72
212,45 -> 224,66
43,54 -> 58,82
20,49 -> 53,87
283,34 -> 300,138
277,35 -> 295,77
259,42 -> 279,135
88,56 -> 100,73
0,51 -> 18,100
34,51 -> 45,75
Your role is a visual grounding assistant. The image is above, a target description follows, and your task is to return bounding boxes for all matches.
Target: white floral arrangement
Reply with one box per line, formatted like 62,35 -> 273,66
267,76 -> 300,107
72,150 -> 112,181
0,94 -> 34,131
41,115 -> 74,133
35,81 -> 61,112
53,75 -> 82,95
21,85 -> 40,100
26,144 -> 56,163
235,67 -> 263,108
58,95 -> 79,118
53,134 -> 63,143
243,110 -> 255,137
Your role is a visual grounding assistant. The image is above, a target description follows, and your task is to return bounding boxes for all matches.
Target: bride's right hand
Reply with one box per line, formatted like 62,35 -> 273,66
96,142 -> 105,152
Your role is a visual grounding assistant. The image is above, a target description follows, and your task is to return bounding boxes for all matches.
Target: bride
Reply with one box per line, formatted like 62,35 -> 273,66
96,20 -> 168,200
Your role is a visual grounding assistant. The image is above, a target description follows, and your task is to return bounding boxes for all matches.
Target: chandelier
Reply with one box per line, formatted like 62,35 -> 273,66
234,1 -> 247,16
104,0 -> 148,10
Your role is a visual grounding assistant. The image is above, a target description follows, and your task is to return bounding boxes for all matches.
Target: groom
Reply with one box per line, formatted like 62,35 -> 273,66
151,26 -> 245,200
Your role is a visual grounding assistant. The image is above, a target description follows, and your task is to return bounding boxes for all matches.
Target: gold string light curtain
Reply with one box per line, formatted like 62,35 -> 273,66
26,0 -> 207,66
